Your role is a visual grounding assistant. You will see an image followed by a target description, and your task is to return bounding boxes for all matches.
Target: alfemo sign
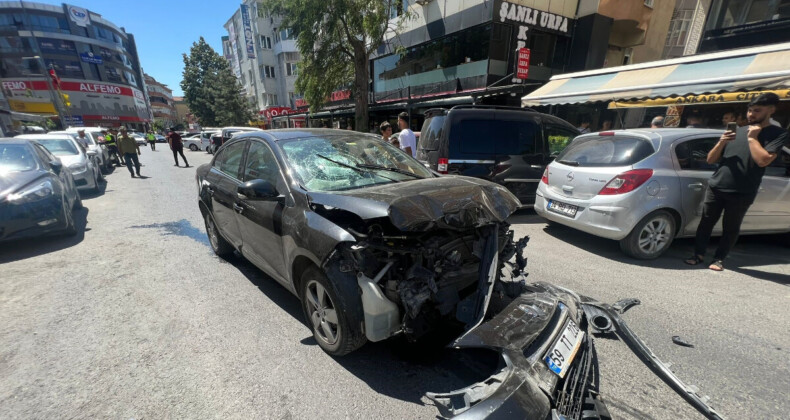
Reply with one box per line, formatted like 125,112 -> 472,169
497,1 -> 572,35
79,83 -> 122,95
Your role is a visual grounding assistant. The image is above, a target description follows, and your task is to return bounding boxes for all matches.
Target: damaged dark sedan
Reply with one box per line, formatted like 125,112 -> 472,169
196,129 -> 723,420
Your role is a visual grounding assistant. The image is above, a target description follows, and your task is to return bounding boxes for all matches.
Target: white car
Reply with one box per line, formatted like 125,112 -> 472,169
61,128 -> 111,172
16,134 -> 102,193
184,131 -> 217,151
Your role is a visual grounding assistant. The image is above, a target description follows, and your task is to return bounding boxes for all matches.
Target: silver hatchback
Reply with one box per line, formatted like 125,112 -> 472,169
535,128 -> 790,259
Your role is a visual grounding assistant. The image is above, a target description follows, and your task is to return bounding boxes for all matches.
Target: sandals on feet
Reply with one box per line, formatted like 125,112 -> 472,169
684,255 -> 704,266
709,260 -> 724,272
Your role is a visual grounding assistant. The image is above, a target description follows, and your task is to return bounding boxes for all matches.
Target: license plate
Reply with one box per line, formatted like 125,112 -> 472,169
544,319 -> 584,378
547,200 -> 578,217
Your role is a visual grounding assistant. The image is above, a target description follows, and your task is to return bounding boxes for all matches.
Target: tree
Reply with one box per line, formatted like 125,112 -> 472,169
180,37 -> 255,127
260,0 -> 406,131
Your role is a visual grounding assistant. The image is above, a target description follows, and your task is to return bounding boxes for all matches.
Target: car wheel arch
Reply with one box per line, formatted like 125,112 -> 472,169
291,254 -> 320,298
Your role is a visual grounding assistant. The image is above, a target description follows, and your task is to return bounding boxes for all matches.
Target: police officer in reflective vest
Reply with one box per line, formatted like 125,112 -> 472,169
103,129 -> 122,166
146,130 -> 156,151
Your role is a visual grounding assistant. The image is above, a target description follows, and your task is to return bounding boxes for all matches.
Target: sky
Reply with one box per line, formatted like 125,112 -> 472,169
39,0 -> 242,96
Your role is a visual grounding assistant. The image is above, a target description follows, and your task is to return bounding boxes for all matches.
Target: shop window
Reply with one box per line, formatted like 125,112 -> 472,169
0,13 -> 25,30
27,14 -> 70,34
0,36 -> 34,54
106,66 -> 122,83
45,59 -> 84,79
38,38 -> 77,55
675,137 -> 719,171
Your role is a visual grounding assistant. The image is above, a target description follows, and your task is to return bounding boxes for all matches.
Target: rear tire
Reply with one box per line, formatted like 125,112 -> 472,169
204,211 -> 234,257
299,266 -> 366,357
620,210 -> 676,260
189,144 -> 198,151
63,199 -> 77,236
72,192 -> 83,210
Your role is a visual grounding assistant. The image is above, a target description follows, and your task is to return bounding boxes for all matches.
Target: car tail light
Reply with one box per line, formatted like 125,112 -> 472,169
541,167 -> 549,184
598,169 -> 653,195
437,158 -> 448,174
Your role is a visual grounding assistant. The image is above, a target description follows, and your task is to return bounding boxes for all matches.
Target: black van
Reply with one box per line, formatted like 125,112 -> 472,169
416,105 -> 579,207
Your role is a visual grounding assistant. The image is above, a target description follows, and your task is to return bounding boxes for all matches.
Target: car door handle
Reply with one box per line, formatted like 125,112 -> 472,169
233,203 -> 244,214
687,183 -> 704,190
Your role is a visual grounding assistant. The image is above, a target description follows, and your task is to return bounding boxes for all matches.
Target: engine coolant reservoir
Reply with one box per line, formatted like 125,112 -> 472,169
357,273 -> 400,342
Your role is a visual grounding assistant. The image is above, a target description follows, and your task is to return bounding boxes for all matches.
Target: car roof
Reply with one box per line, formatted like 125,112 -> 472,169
0,138 -> 36,145
576,128 -> 724,140
15,134 -> 75,140
237,128 -> 374,142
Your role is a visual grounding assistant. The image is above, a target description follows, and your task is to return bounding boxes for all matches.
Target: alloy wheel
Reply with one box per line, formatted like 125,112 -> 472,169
206,215 -> 219,250
305,280 -> 340,346
637,215 -> 672,255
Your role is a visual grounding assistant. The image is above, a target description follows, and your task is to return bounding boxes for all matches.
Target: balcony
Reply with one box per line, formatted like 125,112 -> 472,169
274,39 -> 298,56
596,0 -> 652,47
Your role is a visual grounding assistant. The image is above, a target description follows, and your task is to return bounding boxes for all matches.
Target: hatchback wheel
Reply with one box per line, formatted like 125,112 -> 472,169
620,210 -> 676,259
299,267 -> 366,356
189,144 -> 198,151
203,212 -> 234,256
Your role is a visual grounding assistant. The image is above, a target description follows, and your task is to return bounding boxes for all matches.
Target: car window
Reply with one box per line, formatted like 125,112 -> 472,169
675,137 -> 719,171
458,119 -> 538,155
32,143 -> 54,163
213,141 -> 246,180
243,140 -> 279,183
419,115 -> 445,151
35,138 -> 79,156
0,144 -> 38,173
544,125 -> 578,155
555,135 -> 655,167
765,148 -> 790,178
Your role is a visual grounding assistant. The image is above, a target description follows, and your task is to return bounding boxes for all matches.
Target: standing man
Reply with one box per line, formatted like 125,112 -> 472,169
397,112 -> 416,157
684,93 -> 788,271
102,129 -> 122,167
75,129 -> 90,149
117,127 -> 141,178
167,128 -> 189,167
146,130 -> 156,151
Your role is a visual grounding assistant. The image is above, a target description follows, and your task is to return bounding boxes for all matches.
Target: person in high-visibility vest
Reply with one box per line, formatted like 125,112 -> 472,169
146,130 -> 156,151
102,129 -> 122,167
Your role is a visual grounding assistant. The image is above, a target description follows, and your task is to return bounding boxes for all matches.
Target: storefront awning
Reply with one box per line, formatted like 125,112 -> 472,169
522,42 -> 790,107
10,111 -> 52,122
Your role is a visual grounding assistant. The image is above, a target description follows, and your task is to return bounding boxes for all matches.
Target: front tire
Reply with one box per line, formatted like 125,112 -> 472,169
189,144 -> 198,151
299,267 -> 366,356
63,198 -> 77,236
620,210 -> 676,259
204,211 -> 234,256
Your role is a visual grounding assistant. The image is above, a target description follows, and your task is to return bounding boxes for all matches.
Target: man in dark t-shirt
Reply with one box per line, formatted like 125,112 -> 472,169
167,128 -> 190,167
685,93 -> 788,271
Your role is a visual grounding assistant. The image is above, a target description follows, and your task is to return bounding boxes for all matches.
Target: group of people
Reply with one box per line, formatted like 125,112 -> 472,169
91,127 -> 189,178
377,112 -> 417,157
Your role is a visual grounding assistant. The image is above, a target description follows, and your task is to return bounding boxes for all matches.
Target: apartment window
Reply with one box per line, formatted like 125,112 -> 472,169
286,62 -> 298,77
273,27 -> 279,43
666,9 -> 694,47
288,92 -> 295,106
263,65 -> 276,78
279,28 -> 295,41
260,35 -> 272,49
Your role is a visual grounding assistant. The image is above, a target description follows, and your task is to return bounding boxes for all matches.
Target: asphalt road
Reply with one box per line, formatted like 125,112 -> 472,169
1,145 -> 788,419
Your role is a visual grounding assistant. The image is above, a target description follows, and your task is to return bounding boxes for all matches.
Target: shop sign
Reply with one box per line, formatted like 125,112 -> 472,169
294,98 -> 308,108
609,89 -> 790,109
66,4 -> 90,27
516,48 -> 530,79
79,52 -> 103,65
261,106 -> 293,119
63,115 -> 84,126
496,0 -> 572,35
330,90 -> 351,102
241,4 -> 255,59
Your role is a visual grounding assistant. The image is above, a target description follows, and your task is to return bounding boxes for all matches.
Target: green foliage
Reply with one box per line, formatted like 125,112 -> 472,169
180,37 -> 255,127
259,0 -> 405,131
152,120 -> 165,132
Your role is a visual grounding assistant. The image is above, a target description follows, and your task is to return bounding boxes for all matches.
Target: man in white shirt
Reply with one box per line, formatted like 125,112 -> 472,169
397,111 -> 416,157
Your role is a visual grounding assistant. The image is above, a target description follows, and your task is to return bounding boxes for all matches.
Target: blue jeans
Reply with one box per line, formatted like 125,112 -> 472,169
124,152 -> 140,175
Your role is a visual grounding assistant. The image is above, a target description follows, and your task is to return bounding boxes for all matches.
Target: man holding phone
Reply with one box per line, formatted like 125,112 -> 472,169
685,92 -> 788,271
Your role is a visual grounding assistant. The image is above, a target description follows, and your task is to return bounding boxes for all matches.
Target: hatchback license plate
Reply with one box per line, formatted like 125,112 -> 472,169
544,319 -> 584,378
548,200 -> 578,217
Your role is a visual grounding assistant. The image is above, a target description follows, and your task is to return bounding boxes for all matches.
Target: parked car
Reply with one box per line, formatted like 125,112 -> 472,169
50,130 -> 107,177
130,132 -> 147,146
416,105 -> 580,207
154,134 -> 167,143
0,138 -> 82,240
16,134 -> 102,193
195,128 -> 723,420
184,131 -> 217,151
206,127 -> 262,154
63,127 -> 111,172
535,128 -> 790,259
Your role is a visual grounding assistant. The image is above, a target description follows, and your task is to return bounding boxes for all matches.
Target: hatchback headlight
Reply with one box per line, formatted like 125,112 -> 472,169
7,179 -> 54,203
69,163 -> 88,174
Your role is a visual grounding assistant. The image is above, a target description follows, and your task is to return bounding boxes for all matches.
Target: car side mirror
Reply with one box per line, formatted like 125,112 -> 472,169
50,160 -> 63,174
237,179 -> 278,200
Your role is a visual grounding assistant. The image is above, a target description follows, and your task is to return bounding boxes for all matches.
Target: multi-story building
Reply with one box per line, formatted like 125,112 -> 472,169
698,0 -> 790,52
662,0 -> 711,59
172,96 -> 196,130
223,1 -> 302,126
143,73 -> 175,128
0,1 -> 150,129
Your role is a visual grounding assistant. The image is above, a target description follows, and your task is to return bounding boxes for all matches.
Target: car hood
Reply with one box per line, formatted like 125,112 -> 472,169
54,154 -> 83,167
0,170 -> 48,199
306,176 -> 520,231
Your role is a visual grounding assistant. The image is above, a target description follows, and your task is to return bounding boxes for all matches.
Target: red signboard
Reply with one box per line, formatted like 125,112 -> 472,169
260,106 -> 294,119
516,48 -> 530,80
330,89 -> 351,102
294,98 -> 308,108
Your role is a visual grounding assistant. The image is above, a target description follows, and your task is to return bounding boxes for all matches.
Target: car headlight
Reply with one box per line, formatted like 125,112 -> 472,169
69,163 -> 88,174
7,179 -> 54,203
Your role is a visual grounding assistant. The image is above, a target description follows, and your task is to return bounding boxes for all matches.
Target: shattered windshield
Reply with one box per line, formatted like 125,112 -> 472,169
279,135 -> 433,191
